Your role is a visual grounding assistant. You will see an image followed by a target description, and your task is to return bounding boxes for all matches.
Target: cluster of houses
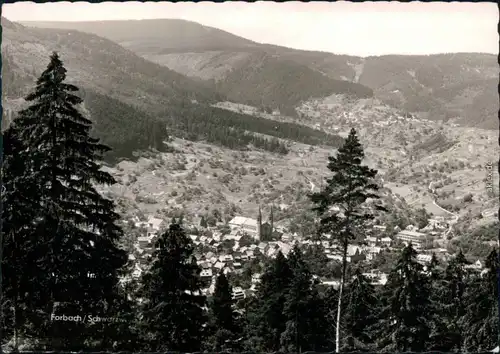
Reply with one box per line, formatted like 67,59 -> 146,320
393,215 -> 449,250
298,96 -> 436,134
121,210 -> 485,298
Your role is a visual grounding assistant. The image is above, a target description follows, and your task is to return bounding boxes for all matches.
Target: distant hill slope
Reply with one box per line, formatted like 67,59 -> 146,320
21,18 -> 261,52
213,52 -> 373,116
22,18 -> 498,129
2,18 -> 221,115
358,54 -> 499,128
3,18 -> 345,161
20,18 -> 375,117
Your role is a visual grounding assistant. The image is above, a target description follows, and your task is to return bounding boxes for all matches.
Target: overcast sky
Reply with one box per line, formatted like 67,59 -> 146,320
3,1 -> 498,56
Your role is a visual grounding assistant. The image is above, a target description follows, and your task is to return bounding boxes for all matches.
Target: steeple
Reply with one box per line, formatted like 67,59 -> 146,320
257,205 -> 262,239
270,204 -> 274,233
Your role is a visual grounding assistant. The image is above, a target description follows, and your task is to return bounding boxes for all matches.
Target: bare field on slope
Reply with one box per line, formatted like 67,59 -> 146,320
99,138 -> 335,224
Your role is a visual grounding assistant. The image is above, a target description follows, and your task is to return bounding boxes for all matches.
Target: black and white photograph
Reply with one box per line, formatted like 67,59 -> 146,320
0,1 -> 498,353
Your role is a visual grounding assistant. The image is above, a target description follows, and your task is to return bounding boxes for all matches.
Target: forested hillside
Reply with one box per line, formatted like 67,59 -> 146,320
214,52 -> 373,116
164,104 -> 344,151
26,19 -> 498,129
2,18 -> 345,161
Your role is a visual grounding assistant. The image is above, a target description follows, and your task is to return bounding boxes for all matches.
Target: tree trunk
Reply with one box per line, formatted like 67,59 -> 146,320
11,230 -> 19,353
13,275 -> 18,352
0,237 -> 3,354
335,239 -> 348,353
295,308 -> 299,353
0,136 -> 4,354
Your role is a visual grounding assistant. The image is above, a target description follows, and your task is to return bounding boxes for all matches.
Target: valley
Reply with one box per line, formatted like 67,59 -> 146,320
2,16 -> 498,259
1,4 -> 498,352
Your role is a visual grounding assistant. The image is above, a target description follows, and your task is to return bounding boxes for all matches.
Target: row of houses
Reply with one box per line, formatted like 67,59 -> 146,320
124,213 -> 485,304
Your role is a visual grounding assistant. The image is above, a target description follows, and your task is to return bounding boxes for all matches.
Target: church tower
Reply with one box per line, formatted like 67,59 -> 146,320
270,204 -> 274,234
257,205 -> 262,240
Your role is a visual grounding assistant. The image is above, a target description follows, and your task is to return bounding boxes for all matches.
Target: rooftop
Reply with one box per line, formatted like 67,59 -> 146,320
229,216 -> 258,228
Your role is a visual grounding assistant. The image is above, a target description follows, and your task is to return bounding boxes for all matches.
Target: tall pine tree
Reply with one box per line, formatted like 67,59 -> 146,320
139,223 -> 206,352
1,127 -> 42,350
460,249 -> 499,351
310,127 -> 386,352
281,245 -> 330,352
205,271 -> 238,352
2,52 -> 128,351
342,266 -> 379,351
244,251 -> 292,352
424,253 -> 451,351
433,250 -> 470,351
374,244 -> 431,352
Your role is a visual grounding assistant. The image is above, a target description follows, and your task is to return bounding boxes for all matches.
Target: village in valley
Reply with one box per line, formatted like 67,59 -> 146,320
1,2 -> 498,351
123,206 -> 486,302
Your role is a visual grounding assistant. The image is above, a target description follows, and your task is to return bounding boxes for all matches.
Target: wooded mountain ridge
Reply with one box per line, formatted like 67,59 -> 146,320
22,18 -> 499,129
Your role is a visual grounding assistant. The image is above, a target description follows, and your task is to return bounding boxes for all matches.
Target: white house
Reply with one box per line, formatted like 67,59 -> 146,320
137,236 -> 153,248
362,270 -> 388,286
373,225 -> 387,233
364,246 -> 382,261
267,247 -> 278,258
465,259 -> 483,271
147,216 -> 164,231
417,254 -> 433,264
232,287 -> 246,300
321,280 -> 340,290
200,269 -> 213,279
252,273 -> 262,284
380,237 -> 392,247
219,254 -> 233,263
212,261 -> 224,270
276,241 -> 292,256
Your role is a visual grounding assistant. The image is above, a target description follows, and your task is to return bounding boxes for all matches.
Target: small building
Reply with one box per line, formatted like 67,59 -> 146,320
214,262 -> 225,270
417,254 -> 433,264
219,254 -> 233,263
364,246 -> 382,261
380,237 -> 392,247
281,233 -> 292,242
465,259 -> 483,271
267,247 -> 278,258
200,269 -> 213,286
232,287 -> 246,301
137,236 -> 153,249
258,242 -> 268,251
276,241 -> 292,257
251,273 -> 262,284
373,225 -> 387,233
132,267 -> 142,279
362,270 -> 388,286
200,269 -> 213,278
365,236 -> 378,247
320,280 -> 340,290
147,216 -> 164,231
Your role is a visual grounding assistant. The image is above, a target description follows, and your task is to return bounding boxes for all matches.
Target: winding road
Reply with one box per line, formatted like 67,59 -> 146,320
428,181 -> 459,238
